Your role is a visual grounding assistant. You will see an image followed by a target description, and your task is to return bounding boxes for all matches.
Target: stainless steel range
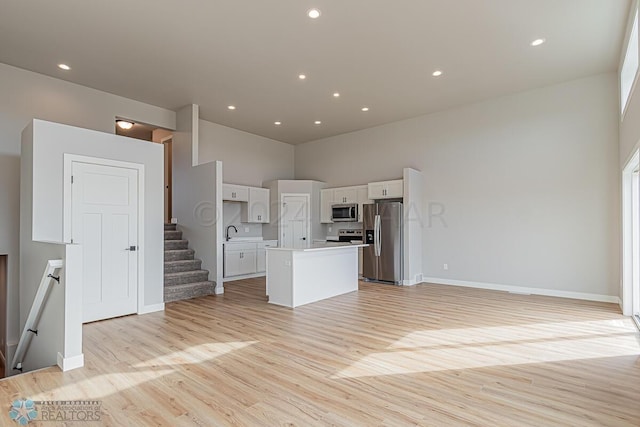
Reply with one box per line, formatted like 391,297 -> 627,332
338,229 -> 363,243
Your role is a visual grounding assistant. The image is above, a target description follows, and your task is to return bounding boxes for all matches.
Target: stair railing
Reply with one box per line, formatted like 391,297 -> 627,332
11,259 -> 64,372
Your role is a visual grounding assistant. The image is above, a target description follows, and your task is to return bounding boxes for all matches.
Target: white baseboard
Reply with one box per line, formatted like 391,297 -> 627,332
138,303 -> 165,315
57,352 -> 84,372
422,277 -> 621,304
214,286 -> 224,295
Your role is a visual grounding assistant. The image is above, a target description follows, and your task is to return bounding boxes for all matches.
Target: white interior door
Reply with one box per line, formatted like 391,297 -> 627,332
281,195 -> 309,249
72,162 -> 138,323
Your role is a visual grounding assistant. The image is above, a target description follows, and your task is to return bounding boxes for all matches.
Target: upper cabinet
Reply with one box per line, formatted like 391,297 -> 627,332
333,187 -> 358,204
241,187 -> 270,223
320,189 -> 335,223
321,185 -> 370,223
224,183 -> 270,223
368,179 -> 403,199
223,184 -> 249,202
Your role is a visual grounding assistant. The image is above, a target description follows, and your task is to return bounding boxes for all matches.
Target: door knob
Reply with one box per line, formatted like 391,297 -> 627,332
125,246 -> 137,251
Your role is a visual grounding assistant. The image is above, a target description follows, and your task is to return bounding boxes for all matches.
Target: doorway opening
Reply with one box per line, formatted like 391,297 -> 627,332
622,149 -> 640,328
114,118 -> 173,223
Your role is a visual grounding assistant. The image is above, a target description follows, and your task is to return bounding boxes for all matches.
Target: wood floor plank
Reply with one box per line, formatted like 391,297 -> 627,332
1,279 -> 639,426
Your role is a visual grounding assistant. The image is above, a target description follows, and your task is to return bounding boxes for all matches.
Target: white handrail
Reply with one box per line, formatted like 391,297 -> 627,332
11,259 -> 64,372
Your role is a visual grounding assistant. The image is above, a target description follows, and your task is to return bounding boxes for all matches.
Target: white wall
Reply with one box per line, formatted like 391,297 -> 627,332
28,120 -> 165,309
18,126 -> 65,373
0,62 -> 176,361
173,106 -> 224,293
199,119 -> 294,187
296,73 -> 620,299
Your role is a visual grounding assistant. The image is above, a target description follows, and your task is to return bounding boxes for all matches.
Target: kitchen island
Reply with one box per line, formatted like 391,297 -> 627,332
266,243 -> 367,308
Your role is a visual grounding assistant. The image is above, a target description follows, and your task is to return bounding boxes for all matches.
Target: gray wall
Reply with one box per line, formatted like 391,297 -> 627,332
199,119 -> 294,187
0,63 -> 175,356
295,73 -> 620,298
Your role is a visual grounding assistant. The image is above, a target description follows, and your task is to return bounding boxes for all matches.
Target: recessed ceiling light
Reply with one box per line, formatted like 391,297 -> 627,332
116,120 -> 134,130
58,63 -> 71,71
314,120 -> 322,125
333,92 -> 340,98
307,8 -> 321,19
298,74 -> 307,80
432,70 -> 443,77
530,38 -> 546,47
274,121 -> 282,126
227,105 -> 236,110
361,107 -> 370,112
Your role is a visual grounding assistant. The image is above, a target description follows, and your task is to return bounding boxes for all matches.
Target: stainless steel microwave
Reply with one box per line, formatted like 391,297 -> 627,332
332,203 -> 358,222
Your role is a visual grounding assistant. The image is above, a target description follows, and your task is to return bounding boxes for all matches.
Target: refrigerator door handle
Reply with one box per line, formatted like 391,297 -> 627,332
374,214 -> 381,256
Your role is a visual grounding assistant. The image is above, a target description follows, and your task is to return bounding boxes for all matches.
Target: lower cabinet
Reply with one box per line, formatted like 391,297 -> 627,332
224,240 -> 278,278
224,243 -> 257,277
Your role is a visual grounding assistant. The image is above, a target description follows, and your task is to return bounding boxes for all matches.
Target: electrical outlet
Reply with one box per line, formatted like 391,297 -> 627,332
244,227 -> 250,233
328,226 -> 332,232
443,263 -> 448,271
170,217 -> 178,224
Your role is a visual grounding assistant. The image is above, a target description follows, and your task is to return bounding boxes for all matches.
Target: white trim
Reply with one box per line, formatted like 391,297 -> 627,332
63,154 -> 147,316
138,303 -> 165,315
57,352 -> 84,372
422,277 -> 621,304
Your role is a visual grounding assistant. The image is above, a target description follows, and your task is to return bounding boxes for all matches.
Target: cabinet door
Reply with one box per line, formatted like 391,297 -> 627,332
367,182 -> 386,199
385,180 -> 404,198
320,189 -> 335,223
356,186 -> 372,222
223,184 -> 249,202
334,187 -> 358,204
367,180 -> 404,199
224,250 -> 242,277
238,249 -> 257,275
250,188 -> 270,223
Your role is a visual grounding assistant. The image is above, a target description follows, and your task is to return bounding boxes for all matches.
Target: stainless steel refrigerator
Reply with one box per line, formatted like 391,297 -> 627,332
363,202 -> 403,284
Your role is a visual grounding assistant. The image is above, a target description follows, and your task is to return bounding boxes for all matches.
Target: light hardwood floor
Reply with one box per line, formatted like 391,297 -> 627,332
1,279 -> 639,426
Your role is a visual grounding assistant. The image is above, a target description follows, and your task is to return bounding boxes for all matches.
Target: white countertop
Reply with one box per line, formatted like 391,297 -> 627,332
268,242 -> 368,252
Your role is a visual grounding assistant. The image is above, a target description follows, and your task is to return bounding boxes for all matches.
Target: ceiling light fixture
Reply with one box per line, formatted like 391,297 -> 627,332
333,92 -> 340,98
307,8 -> 321,19
58,63 -> 71,71
227,105 -> 236,110
314,120 -> 322,125
116,120 -> 134,130
274,121 -> 282,126
530,38 -> 546,47
298,74 -> 307,80
361,107 -> 370,112
432,70 -> 443,77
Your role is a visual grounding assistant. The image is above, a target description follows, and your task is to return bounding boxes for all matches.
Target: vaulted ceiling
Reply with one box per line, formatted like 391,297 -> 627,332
0,0 -> 631,144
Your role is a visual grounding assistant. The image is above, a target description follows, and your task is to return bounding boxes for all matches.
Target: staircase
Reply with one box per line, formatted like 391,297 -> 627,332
164,224 -> 216,302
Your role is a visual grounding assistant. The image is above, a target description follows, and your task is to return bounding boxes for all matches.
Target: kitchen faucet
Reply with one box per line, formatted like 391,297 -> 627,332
226,225 -> 238,241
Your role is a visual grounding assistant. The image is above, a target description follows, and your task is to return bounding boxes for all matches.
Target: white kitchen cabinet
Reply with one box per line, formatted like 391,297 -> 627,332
368,179 -> 404,199
333,187 -> 358,204
223,184 -> 249,202
320,189 -> 335,223
257,240 -> 278,273
241,187 -> 270,223
224,242 -> 257,277
356,185 -> 372,222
